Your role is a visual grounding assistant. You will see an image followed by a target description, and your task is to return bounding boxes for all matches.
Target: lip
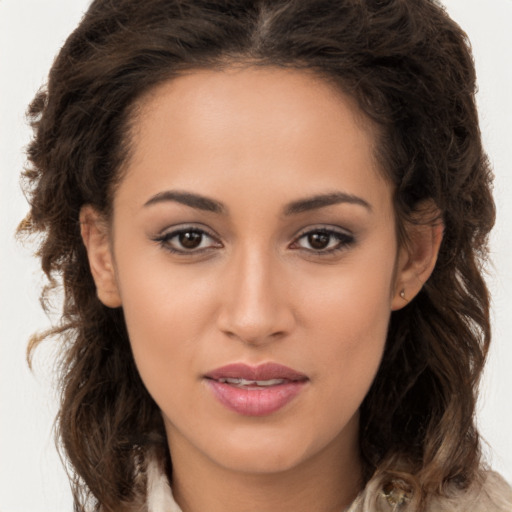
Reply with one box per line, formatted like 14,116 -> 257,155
204,363 -> 308,417
205,362 -> 307,382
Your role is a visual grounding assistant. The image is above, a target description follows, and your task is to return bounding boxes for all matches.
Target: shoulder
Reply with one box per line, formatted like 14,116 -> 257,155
348,471 -> 512,512
425,471 -> 512,512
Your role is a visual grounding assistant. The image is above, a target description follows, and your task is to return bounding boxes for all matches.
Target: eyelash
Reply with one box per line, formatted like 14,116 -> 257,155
152,226 -> 355,256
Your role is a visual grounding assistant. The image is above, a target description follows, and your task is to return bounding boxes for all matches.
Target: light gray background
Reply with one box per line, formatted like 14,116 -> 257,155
1,1 -> 511,510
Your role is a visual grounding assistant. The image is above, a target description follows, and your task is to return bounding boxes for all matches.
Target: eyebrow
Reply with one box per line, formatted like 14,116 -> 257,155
283,192 -> 372,215
144,190 -> 226,214
143,190 -> 371,215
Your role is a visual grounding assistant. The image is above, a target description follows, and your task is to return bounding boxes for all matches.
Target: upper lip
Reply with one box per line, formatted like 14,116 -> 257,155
205,363 -> 308,382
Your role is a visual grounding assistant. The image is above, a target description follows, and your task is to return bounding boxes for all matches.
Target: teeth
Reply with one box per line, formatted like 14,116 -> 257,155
219,378 -> 285,387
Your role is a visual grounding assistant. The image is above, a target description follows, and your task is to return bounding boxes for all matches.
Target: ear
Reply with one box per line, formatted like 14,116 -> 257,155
80,205 -> 122,308
391,203 -> 444,311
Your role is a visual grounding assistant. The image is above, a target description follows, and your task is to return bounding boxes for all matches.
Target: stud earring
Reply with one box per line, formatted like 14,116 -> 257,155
400,289 -> 407,300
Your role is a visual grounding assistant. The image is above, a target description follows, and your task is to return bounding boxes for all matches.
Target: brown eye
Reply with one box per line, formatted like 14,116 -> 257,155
179,231 -> 204,249
293,228 -> 354,254
307,232 -> 330,250
154,227 -> 222,254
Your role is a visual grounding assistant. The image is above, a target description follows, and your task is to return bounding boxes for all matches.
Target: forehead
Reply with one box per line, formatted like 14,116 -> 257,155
118,66 -> 392,215
134,66 -> 374,150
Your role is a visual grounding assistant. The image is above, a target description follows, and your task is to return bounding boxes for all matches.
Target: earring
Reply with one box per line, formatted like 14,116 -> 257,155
400,289 -> 407,300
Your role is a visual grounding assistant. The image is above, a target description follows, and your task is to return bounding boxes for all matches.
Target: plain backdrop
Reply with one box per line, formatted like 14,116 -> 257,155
1,1 -> 511,511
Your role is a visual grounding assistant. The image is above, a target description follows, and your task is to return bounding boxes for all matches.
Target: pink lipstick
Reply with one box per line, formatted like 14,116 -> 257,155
204,363 -> 308,416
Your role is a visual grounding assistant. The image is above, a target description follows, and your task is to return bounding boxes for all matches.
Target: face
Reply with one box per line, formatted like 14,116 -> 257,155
85,67 -> 416,479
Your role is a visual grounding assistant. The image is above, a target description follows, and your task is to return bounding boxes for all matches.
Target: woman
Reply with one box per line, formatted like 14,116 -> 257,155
18,0 -> 512,510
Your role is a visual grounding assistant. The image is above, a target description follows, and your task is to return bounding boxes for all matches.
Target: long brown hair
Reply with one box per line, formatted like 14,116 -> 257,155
19,0 -> 495,510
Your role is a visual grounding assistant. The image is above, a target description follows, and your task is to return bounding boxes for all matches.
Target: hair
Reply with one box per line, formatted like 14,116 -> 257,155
19,0 -> 495,510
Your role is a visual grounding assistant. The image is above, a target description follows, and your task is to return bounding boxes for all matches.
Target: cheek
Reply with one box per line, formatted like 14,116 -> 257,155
306,283 -> 390,381
112,250 -> 221,387
298,243 -> 396,390
300,242 -> 396,336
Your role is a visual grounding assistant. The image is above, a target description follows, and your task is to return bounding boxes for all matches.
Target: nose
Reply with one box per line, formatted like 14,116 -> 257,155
216,245 -> 296,346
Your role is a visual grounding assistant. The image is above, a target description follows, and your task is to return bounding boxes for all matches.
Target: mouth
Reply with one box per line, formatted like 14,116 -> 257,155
204,363 -> 308,416
215,377 -> 289,389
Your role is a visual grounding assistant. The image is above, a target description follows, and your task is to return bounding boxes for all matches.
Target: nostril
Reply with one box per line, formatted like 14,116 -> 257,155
219,325 -> 288,346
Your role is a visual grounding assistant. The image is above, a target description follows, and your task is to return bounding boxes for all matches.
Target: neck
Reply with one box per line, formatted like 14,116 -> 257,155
166,416 -> 363,512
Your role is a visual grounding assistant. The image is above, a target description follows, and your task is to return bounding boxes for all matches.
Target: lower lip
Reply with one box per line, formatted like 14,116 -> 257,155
206,380 -> 307,416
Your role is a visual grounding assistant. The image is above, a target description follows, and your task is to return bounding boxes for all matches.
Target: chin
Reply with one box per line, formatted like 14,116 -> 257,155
211,440 -> 311,475
203,421 -> 341,476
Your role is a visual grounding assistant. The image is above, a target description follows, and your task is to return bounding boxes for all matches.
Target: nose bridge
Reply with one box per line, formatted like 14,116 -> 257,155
217,241 -> 292,344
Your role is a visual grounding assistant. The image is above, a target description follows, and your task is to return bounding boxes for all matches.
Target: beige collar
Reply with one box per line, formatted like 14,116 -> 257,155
144,455 -> 512,512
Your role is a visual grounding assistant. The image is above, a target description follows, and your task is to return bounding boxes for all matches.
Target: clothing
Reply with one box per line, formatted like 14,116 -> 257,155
144,456 -> 512,512
345,471 -> 512,512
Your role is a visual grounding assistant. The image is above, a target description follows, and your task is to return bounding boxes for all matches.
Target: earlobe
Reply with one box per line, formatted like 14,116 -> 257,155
391,207 -> 444,311
79,206 -> 122,308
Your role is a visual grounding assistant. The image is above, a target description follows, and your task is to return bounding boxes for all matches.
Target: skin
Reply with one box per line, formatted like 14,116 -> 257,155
81,67 -> 442,512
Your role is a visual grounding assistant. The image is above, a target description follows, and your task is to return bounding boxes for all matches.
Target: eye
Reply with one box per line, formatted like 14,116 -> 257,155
153,227 -> 222,254
292,227 -> 354,254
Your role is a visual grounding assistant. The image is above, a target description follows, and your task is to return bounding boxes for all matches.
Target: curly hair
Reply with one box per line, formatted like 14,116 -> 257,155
19,0 -> 495,510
